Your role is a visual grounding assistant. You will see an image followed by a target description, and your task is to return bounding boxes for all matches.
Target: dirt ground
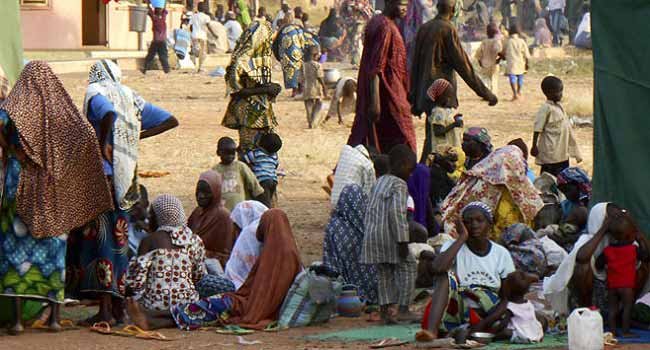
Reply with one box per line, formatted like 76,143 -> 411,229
2,58 -> 636,349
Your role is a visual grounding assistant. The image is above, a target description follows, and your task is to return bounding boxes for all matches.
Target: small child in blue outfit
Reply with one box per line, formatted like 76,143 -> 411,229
243,132 -> 282,208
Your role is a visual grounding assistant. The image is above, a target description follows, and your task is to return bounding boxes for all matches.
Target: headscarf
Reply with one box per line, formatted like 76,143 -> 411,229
557,167 -> 592,203
151,194 -> 195,247
323,184 -> 378,304
442,145 -> 544,236
188,171 -> 235,265
426,79 -> 451,102
461,201 -> 494,223
0,65 -> 9,100
319,8 -> 340,38
408,164 -> 432,227
464,127 -> 493,153
501,223 -> 547,276
225,209 -> 302,329
0,61 -> 113,238
84,59 -> 146,210
224,201 -> 269,289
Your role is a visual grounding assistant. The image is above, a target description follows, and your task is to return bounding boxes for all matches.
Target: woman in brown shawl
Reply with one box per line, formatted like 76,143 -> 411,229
127,209 -> 302,330
188,170 -> 235,266
0,61 -> 113,334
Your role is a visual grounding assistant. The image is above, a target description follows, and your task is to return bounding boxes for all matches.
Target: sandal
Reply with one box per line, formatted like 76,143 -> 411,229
216,325 -> 255,335
115,325 -> 177,341
370,338 -> 409,348
89,321 -> 114,335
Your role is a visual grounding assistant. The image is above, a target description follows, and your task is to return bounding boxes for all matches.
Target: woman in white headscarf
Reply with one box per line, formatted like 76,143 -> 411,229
543,203 -> 650,314
224,201 -> 268,289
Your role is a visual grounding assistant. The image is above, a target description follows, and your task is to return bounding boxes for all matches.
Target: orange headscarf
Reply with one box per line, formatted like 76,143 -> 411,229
225,209 -> 302,329
188,170 -> 234,266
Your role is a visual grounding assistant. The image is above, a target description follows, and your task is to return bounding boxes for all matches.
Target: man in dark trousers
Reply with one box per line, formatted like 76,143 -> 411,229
143,0 -> 170,74
409,0 -> 498,161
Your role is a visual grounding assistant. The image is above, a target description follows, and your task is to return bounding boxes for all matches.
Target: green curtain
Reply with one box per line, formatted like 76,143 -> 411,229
592,0 -> 650,233
0,1 -> 24,84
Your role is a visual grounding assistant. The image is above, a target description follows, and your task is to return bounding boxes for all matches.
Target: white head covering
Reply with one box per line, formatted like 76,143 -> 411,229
152,194 -> 194,247
224,201 -> 269,289
587,202 -> 609,235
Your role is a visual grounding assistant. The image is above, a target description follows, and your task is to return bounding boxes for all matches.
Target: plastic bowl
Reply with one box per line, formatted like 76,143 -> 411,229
470,332 -> 495,344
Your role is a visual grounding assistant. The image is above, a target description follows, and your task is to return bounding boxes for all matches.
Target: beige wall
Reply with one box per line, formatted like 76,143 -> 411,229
21,0 -> 83,50
21,1 -> 184,50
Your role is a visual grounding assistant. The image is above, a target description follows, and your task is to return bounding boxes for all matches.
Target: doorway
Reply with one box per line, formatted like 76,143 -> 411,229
82,0 -> 107,46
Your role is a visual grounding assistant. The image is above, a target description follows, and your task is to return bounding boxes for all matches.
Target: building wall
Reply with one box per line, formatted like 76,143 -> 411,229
21,0 -> 83,50
21,1 -> 184,50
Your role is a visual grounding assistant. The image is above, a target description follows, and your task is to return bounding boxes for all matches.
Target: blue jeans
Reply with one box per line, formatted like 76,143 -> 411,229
549,9 -> 563,46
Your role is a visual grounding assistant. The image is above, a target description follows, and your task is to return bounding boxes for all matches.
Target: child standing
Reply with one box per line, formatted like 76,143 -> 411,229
474,23 -> 503,95
143,1 -> 170,74
243,133 -> 282,208
596,209 -> 648,337
422,79 -> 463,163
361,144 -> 418,324
190,2 -> 211,72
212,137 -> 265,211
301,45 -> 328,128
531,76 -> 582,176
503,24 -> 530,101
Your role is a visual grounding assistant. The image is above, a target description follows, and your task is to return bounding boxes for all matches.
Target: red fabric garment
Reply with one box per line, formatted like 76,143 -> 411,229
347,15 -> 416,153
604,244 -> 637,289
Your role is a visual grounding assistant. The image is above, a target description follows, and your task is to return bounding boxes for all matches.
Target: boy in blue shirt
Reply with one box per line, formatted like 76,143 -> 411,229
243,133 -> 282,208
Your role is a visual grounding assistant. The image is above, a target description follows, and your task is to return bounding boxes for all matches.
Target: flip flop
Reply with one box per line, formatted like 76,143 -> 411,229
30,319 -> 79,331
370,338 -> 409,348
115,325 -> 177,341
89,321 -> 114,335
216,325 -> 255,335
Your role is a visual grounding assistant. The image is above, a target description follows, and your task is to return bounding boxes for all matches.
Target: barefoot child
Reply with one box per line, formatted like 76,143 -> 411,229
490,271 -> 544,343
243,132 -> 282,208
212,137 -> 264,211
596,210 -> 648,337
422,79 -> 464,163
474,23 -> 503,95
361,145 -> 418,324
530,76 -> 582,176
324,77 -> 357,125
301,45 -> 328,128
503,24 -> 530,101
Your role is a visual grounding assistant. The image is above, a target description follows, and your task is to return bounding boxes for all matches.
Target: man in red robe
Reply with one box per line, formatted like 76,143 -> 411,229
347,0 -> 416,154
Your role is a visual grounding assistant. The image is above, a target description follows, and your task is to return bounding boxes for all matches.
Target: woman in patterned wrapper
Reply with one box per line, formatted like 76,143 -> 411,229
125,195 -> 206,315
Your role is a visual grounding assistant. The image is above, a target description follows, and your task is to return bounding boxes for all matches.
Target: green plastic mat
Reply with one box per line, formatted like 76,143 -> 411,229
305,324 -> 567,349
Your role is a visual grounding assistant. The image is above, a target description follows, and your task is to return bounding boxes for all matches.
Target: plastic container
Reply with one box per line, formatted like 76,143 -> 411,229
567,307 -> 603,350
129,5 -> 148,32
336,284 -> 364,317
151,0 -> 166,8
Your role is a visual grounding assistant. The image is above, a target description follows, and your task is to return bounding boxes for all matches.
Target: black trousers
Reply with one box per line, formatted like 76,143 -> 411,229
144,41 -> 170,73
540,160 -> 570,177
259,180 -> 277,208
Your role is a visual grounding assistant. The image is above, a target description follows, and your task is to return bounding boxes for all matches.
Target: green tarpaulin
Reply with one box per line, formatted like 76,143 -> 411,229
0,1 -> 24,84
592,0 -> 650,233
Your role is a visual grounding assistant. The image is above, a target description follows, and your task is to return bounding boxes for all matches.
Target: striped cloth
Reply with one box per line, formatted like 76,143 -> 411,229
243,148 -> 279,183
361,175 -> 411,265
377,261 -> 416,306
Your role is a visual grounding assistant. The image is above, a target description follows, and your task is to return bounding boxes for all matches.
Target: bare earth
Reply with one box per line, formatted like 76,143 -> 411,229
3,62 -> 638,349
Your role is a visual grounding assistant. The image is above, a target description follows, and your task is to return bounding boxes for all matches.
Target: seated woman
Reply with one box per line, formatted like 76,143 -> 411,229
127,209 -> 302,331
543,203 -> 650,315
462,127 -> 493,170
416,202 -> 516,342
533,18 -> 552,48
188,170 -> 234,267
126,195 -> 206,312
323,184 -> 379,319
556,167 -> 591,220
224,201 -> 269,290
441,145 -> 544,240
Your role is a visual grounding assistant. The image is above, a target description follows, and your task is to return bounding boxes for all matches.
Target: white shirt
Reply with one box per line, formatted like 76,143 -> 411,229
507,301 -> 544,343
224,20 -> 243,51
547,0 -> 566,11
190,12 -> 211,40
330,145 -> 376,206
441,240 -> 515,289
